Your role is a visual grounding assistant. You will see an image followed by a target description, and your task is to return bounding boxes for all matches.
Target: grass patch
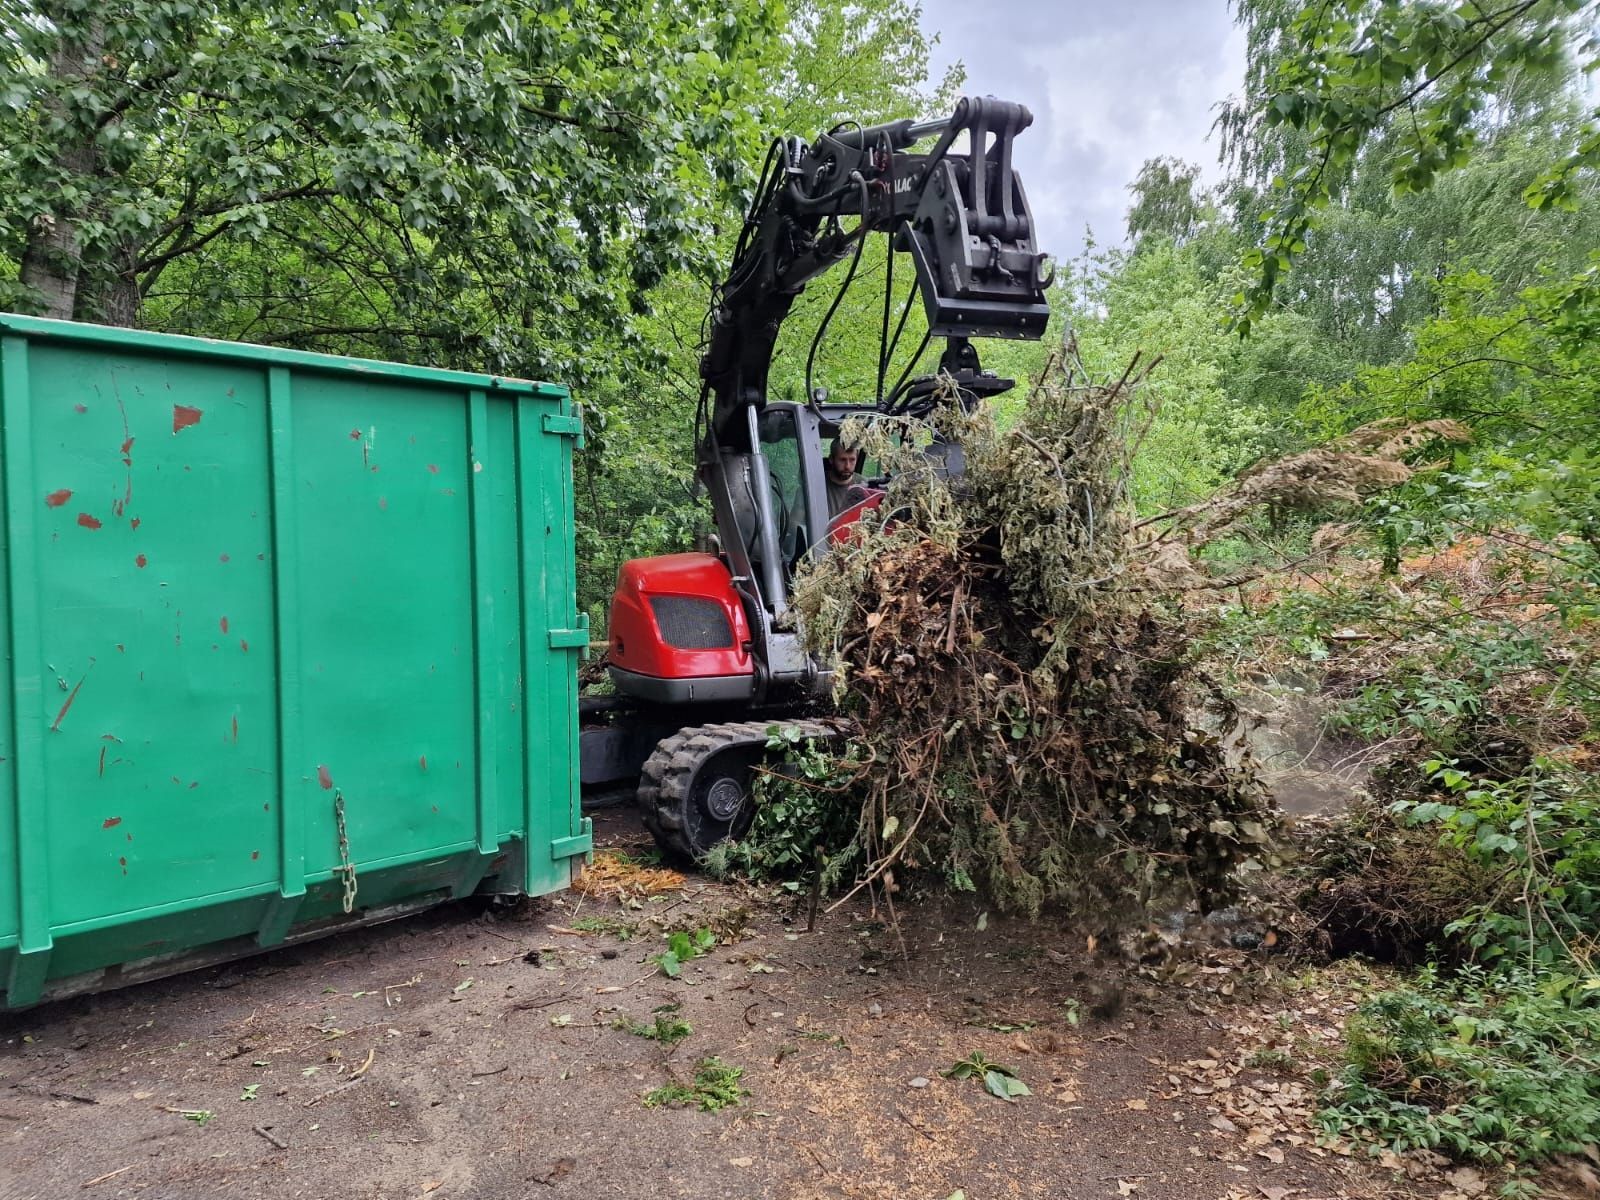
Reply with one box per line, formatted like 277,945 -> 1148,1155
571,914 -> 640,941
614,1011 -> 692,1046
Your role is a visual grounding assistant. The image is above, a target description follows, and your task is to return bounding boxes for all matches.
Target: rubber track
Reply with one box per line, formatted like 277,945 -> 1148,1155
638,718 -> 842,861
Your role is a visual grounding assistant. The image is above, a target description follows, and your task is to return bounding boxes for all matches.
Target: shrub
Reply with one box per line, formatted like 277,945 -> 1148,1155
1399,756 -> 1600,967
1320,964 -> 1600,1165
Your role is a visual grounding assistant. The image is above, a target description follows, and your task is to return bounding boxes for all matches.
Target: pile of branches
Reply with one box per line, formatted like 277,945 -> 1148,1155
792,346 -> 1467,920
1265,795 -> 1498,965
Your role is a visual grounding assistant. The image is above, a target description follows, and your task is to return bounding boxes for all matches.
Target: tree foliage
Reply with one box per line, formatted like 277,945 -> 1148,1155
0,0 -> 778,378
0,0 -> 966,618
1069,240 -> 1274,510
1220,0 -> 1598,329
1125,156 -> 1209,250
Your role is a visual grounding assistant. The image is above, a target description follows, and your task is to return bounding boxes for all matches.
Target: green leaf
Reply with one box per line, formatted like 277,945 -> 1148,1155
983,1069 -> 1031,1101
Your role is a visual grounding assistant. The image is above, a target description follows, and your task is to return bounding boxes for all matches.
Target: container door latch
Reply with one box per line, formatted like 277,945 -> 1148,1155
551,819 -> 594,862
547,613 -> 590,652
541,409 -> 584,448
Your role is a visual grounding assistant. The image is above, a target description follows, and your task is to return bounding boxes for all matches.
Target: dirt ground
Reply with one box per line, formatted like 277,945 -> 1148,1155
3,812 -> 1465,1200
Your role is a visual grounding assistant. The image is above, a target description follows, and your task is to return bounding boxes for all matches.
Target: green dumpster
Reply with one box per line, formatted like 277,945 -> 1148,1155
0,315 -> 591,1008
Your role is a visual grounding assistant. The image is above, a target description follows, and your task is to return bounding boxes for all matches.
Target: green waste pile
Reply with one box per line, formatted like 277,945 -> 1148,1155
786,347 -> 1466,919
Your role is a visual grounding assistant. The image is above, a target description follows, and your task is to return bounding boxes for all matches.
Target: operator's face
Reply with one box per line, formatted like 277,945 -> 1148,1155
827,446 -> 860,482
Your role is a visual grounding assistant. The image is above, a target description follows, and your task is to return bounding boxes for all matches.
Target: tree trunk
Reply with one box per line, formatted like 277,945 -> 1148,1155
17,12 -> 107,321
75,241 -> 142,327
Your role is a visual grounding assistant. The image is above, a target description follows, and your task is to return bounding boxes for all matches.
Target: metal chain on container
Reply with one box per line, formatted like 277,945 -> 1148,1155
333,789 -> 357,914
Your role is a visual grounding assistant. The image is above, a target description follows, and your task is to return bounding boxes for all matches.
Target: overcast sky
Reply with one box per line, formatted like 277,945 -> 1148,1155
916,0 -> 1247,260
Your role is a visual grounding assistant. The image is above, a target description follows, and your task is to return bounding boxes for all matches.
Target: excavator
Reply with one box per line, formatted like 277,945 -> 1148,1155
578,95 -> 1054,859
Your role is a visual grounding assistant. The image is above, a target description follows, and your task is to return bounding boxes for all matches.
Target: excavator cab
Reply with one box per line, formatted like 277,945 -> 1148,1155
702,402 -> 831,586
748,406 -> 815,571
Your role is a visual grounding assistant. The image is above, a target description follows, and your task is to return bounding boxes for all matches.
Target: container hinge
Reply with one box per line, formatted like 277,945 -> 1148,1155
542,410 -> 584,448
547,614 -> 590,650
551,819 -> 593,861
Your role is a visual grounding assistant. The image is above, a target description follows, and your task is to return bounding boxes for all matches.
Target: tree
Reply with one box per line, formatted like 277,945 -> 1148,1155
1126,156 -> 1209,250
1071,240 -> 1274,511
0,0 -> 778,379
1300,262 -> 1600,486
1220,0 -> 1598,330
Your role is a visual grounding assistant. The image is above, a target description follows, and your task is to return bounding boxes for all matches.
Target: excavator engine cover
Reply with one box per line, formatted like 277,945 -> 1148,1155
607,553 -> 755,705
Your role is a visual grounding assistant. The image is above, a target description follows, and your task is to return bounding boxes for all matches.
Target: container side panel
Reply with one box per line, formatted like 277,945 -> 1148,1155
467,390 -> 497,861
518,395 -> 583,895
3,333 -> 57,1002
0,340 -> 19,947
481,399 -> 526,842
287,374 -> 478,879
0,429 -> 13,946
542,397 -> 584,878
265,367 -> 306,931
27,345 -> 279,928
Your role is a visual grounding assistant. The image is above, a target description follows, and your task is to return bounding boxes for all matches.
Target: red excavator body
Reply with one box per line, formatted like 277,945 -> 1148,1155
606,553 -> 754,705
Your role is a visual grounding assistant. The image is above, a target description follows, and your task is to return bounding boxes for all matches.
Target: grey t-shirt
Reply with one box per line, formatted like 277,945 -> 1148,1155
826,473 -> 865,518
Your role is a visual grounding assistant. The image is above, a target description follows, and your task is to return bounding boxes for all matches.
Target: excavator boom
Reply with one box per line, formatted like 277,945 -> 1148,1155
700,95 -> 1053,446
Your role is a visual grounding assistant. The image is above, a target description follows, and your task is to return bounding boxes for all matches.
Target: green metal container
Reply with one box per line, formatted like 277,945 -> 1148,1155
0,315 -> 591,1008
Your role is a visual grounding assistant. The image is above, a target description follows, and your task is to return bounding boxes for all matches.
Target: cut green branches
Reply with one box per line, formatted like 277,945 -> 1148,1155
642,1057 -> 748,1111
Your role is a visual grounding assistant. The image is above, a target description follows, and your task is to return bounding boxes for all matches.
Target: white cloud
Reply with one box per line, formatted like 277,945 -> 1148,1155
917,0 -> 1246,256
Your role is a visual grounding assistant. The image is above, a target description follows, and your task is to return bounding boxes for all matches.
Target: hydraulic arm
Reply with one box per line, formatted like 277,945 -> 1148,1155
694,96 -> 1054,699
700,95 -> 1054,445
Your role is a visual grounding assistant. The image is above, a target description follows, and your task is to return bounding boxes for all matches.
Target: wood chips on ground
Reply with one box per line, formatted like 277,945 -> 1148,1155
572,849 -> 686,898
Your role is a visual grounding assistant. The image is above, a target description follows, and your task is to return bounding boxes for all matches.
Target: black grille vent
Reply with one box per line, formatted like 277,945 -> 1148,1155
649,596 -> 734,650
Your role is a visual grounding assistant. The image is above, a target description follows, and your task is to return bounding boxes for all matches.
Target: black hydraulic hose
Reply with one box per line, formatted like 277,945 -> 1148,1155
803,175 -> 871,406
880,279 -> 918,409
886,327 -> 934,413
734,138 -> 786,262
784,174 -> 862,212
692,381 -> 709,476
722,139 -> 789,304
876,237 -> 894,407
